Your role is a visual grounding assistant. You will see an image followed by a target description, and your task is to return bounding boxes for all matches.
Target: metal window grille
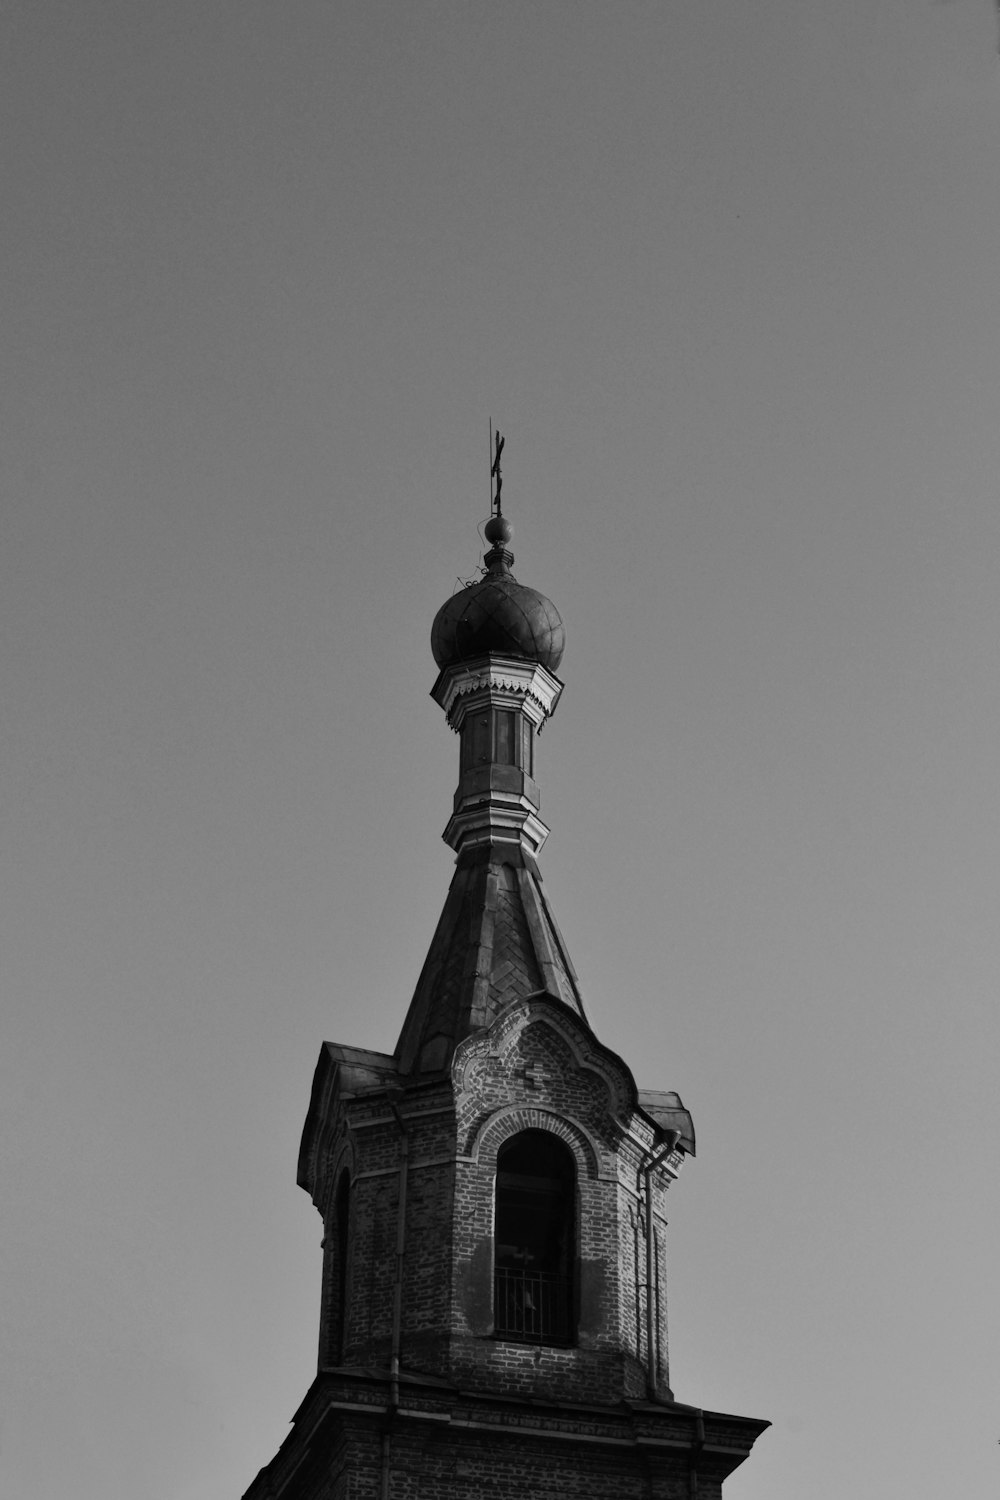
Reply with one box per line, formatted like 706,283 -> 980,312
494,1268 -> 570,1343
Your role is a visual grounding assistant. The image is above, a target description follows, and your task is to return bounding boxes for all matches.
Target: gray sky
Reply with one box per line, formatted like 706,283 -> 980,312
3,3 -> 998,1496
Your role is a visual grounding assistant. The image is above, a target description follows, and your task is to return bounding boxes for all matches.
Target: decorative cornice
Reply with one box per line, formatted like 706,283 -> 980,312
442,796 -> 550,857
431,655 -> 563,729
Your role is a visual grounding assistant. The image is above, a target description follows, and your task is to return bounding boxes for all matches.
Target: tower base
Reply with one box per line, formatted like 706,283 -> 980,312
243,1368 -> 769,1499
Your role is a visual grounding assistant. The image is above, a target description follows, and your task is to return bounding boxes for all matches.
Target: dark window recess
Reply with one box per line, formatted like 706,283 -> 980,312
334,1172 -> 351,1361
460,709 -> 533,772
496,709 -> 515,765
472,714 -> 492,766
494,1131 -> 574,1343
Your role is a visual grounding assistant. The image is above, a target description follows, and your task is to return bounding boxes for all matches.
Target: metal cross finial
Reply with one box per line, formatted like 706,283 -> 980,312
491,429 -> 505,514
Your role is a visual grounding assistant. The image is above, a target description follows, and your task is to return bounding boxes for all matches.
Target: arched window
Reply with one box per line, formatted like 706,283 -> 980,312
333,1170 -> 351,1362
494,1130 -> 575,1344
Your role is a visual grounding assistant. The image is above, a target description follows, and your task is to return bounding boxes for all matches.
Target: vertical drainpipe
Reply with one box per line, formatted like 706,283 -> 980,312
381,1097 -> 409,1500
640,1130 -> 680,1401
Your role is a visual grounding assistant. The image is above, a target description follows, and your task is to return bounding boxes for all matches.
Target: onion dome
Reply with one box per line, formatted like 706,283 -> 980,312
431,513 -> 565,673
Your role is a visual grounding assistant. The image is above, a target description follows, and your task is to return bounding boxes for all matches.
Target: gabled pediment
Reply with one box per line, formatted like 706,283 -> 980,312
453,990 -> 633,1122
452,991 -> 694,1164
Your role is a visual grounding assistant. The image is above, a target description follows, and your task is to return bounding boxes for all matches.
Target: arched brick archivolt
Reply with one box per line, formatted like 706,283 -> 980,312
319,1137 -> 356,1220
469,1106 -> 603,1181
318,1142 -> 356,1368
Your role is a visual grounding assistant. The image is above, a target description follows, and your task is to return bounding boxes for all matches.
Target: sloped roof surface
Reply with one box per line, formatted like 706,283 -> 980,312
394,848 -> 586,1076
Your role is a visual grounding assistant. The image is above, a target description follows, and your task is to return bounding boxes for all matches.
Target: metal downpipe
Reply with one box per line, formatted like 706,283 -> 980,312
380,1099 -> 409,1500
640,1130 -> 680,1401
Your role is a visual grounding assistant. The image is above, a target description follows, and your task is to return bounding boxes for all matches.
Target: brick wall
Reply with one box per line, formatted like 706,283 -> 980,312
243,1372 -> 751,1500
243,995 -> 768,1499
314,998 -> 677,1404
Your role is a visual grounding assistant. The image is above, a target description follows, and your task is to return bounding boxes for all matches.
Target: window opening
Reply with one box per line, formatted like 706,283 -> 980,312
495,709 -> 515,765
334,1171 -> 351,1362
494,1130 -> 574,1343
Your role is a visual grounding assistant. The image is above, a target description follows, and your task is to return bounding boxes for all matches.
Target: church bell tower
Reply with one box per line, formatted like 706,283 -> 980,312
243,457 -> 768,1498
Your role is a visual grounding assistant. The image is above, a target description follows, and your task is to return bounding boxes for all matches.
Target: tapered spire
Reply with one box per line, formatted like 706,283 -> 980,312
394,500 -> 585,1077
